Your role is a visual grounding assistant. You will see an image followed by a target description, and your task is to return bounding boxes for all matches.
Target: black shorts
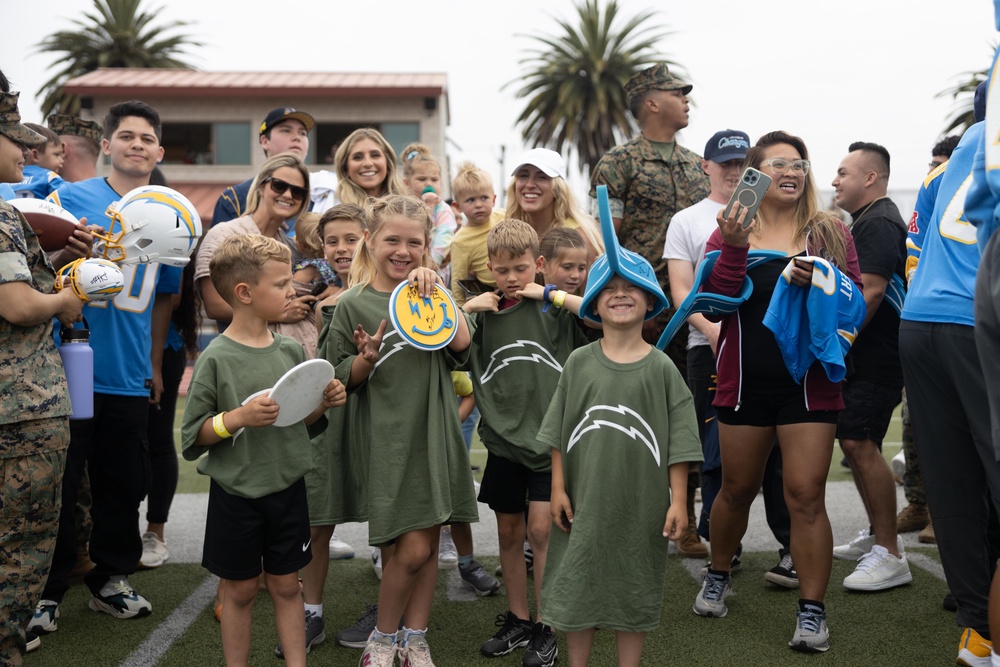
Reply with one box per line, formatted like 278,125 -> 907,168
836,378 -> 902,445
202,477 -> 312,580
477,451 -> 551,513
716,383 -> 839,427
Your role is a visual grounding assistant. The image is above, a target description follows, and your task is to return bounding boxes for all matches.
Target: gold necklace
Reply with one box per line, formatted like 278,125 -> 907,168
851,196 -> 885,226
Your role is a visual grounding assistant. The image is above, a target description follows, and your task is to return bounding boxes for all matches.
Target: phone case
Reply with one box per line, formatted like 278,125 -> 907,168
724,168 -> 773,228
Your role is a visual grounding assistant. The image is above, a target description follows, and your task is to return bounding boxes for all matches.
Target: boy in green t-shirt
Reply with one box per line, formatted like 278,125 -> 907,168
463,219 -> 588,667
181,234 -> 345,667
537,189 -> 702,666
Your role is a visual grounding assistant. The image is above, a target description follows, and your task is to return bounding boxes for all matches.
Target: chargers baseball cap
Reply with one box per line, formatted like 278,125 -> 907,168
260,107 -> 315,136
511,148 -> 566,180
704,130 -> 750,163
0,92 -> 45,146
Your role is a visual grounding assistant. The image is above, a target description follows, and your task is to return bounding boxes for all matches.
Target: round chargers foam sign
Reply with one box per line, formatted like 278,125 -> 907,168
389,280 -> 459,351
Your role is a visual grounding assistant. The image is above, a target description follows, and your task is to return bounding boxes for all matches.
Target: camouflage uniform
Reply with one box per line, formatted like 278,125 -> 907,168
900,388 -> 926,507
589,118 -> 710,375
0,95 -> 72,666
46,114 -> 103,151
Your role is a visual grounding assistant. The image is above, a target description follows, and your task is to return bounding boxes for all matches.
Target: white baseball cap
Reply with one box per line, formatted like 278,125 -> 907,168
511,148 -> 567,180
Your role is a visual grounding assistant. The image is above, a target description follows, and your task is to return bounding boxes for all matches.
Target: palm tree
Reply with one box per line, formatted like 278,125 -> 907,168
509,0 -> 678,173
35,0 -> 202,116
937,46 -> 995,135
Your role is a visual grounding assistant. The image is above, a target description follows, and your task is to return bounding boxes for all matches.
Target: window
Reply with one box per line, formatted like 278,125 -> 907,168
159,122 -> 252,165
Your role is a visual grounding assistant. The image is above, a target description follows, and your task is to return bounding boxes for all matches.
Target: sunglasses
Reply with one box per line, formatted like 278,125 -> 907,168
264,177 -> 307,201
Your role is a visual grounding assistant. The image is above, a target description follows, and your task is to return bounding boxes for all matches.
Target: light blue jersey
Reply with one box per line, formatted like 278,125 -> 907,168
966,7 -> 1000,248
49,178 -> 181,396
12,165 -> 65,200
902,123 -> 984,327
0,183 -> 15,200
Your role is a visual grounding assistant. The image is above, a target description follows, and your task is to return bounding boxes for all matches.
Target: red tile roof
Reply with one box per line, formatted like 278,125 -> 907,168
64,69 -> 447,98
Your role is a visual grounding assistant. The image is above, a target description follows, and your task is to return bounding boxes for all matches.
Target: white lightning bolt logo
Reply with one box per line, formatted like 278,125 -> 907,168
370,330 -> 408,378
479,340 -> 563,384
567,404 -> 661,467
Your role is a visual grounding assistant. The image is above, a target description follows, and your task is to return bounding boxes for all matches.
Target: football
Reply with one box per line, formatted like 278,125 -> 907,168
9,198 -> 79,252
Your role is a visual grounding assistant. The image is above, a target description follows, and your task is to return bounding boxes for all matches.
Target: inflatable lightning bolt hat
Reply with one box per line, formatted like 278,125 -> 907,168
579,185 -> 669,323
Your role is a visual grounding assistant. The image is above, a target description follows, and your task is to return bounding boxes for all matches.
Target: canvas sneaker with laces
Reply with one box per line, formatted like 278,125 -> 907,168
438,528 -> 458,569
358,632 -> 395,667
693,571 -> 733,618
138,531 -> 169,569
459,559 -> 500,596
338,602 -> 379,648
789,607 -> 829,653
275,609 -> 326,658
399,634 -> 435,667
480,611 -> 533,657
89,577 -> 152,619
27,600 -> 59,634
957,627 -> 993,667
25,630 -> 40,653
328,533 -> 355,560
522,623 -> 558,667
833,528 -> 875,560
842,544 -> 912,591
699,544 -> 743,577
764,551 -> 798,588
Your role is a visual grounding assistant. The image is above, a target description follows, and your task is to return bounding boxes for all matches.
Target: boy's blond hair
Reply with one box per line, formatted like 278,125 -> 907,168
487,219 -> 539,261
210,234 -> 291,305
452,161 -> 494,199
295,211 -> 323,259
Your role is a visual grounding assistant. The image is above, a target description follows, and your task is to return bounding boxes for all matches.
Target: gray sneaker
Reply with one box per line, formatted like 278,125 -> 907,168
789,609 -> 829,653
693,572 -> 733,618
336,602 -> 378,648
275,609 -> 326,658
459,559 -> 500,596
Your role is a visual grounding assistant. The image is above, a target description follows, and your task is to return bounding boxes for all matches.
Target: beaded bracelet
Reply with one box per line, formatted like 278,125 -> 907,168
213,412 -> 233,439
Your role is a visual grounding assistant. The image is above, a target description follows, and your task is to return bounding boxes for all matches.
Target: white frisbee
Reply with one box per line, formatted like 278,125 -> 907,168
269,358 -> 336,427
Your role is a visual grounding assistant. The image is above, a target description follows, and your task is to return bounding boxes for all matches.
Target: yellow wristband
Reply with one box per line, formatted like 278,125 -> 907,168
213,412 -> 233,439
552,290 -> 567,309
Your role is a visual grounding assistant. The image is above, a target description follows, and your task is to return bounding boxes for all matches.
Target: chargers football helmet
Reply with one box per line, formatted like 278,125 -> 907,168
55,258 -> 126,303
93,186 -> 202,267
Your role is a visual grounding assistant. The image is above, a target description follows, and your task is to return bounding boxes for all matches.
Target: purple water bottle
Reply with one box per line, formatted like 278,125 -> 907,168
59,320 -> 93,420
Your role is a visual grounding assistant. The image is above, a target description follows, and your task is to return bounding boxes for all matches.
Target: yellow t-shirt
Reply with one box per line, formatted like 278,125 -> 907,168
449,209 -> 505,306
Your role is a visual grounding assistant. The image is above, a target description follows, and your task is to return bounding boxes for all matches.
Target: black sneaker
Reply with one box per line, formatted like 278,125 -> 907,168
522,622 -> 557,667
763,551 -> 798,588
336,602 -> 378,648
480,611 -> 533,657
25,630 -> 41,654
699,544 -> 744,577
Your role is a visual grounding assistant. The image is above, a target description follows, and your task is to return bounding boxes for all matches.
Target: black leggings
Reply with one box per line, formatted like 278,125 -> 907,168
146,346 -> 185,524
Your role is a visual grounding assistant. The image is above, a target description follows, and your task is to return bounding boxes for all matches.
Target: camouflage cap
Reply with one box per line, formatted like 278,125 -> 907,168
625,64 -> 693,108
0,92 -> 46,146
47,113 -> 104,144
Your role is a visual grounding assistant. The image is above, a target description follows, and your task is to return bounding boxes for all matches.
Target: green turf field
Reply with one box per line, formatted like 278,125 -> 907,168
26,402 -> 953,667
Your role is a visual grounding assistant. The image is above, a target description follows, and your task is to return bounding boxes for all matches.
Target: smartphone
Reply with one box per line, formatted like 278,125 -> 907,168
724,167 -> 773,229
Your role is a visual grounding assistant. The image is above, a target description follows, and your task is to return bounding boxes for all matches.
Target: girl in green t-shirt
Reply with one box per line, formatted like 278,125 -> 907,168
329,194 -> 477,667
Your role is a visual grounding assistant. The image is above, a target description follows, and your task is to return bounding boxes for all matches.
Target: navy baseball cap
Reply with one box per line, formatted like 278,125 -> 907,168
259,107 -> 315,136
704,130 -> 750,163
974,81 -> 987,124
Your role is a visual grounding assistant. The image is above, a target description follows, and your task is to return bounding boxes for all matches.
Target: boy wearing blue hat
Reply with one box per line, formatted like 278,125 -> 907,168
536,188 -> 702,666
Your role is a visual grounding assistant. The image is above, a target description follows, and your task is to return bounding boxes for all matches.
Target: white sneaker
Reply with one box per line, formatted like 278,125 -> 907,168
139,531 -> 169,569
371,548 -> 383,580
89,577 -> 152,619
843,544 -> 913,591
438,527 -> 458,569
891,449 -> 905,485
328,533 -> 355,560
833,528 -> 875,560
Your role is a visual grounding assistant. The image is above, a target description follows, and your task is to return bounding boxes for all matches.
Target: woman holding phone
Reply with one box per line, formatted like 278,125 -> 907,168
690,131 -> 860,654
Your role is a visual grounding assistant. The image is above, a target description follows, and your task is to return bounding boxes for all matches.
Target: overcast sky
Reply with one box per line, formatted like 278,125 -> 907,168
4,0 -> 998,211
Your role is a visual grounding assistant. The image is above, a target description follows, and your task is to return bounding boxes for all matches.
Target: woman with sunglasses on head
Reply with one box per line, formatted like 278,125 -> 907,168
690,131 -> 861,654
196,153 -> 319,351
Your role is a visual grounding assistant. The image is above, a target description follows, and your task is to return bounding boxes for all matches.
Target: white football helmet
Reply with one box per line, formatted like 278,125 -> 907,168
94,186 -> 202,267
56,258 -> 126,303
